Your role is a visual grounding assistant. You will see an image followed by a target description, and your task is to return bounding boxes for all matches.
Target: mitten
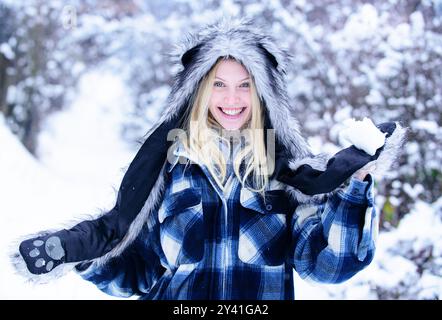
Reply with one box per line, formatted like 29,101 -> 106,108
19,233 -> 66,275
274,122 -> 397,195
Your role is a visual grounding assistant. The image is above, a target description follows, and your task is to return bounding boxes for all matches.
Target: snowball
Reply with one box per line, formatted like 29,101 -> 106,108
339,117 -> 387,156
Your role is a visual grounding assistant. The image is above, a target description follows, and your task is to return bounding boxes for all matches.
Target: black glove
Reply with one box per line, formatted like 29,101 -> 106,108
274,122 -> 397,195
19,233 -> 66,275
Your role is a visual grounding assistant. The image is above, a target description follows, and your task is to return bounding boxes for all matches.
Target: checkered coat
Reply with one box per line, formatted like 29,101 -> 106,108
76,140 -> 378,299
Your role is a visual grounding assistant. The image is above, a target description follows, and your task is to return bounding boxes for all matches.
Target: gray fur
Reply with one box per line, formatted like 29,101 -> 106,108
288,153 -> 331,172
161,16 -> 312,161
10,161 -> 168,282
92,161 -> 167,267
284,150 -> 338,204
9,208 -> 114,283
369,122 -> 407,180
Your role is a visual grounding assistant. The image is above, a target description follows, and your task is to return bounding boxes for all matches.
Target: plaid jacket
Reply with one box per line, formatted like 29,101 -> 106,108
77,141 -> 378,300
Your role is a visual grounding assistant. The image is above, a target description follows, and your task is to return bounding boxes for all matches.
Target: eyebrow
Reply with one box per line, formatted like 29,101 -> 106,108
215,76 -> 250,82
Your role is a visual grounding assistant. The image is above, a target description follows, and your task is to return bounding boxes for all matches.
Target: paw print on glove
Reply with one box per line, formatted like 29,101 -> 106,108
19,235 -> 66,275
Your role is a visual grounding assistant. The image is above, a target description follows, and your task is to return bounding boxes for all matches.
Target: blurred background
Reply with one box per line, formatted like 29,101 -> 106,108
0,0 -> 441,299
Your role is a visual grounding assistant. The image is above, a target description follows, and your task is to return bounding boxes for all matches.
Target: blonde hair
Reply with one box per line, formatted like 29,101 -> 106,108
181,57 -> 271,195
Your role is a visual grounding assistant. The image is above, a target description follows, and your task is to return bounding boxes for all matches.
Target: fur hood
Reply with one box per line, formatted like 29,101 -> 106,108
11,17 -> 406,283
159,17 -> 312,161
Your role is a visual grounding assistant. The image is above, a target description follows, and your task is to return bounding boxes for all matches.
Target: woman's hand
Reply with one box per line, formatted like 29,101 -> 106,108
353,161 -> 376,181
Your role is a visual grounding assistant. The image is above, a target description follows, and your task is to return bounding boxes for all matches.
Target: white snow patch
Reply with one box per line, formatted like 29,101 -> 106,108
338,117 -> 387,156
0,70 -> 137,299
0,43 -> 15,60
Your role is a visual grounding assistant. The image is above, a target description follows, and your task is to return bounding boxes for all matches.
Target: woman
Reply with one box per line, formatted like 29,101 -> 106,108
13,18 -> 405,299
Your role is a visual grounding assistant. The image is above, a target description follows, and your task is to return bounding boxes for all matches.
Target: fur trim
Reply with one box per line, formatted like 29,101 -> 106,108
284,185 -> 341,205
92,161 -> 168,267
161,16 -> 312,162
9,162 -> 168,281
288,153 -> 331,172
9,231 -> 78,284
369,122 -> 408,180
9,210 -> 105,282
283,153 -> 336,204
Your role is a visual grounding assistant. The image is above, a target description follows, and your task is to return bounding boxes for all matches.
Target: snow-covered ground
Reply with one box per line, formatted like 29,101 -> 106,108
0,70 -> 134,299
1,70 -> 441,299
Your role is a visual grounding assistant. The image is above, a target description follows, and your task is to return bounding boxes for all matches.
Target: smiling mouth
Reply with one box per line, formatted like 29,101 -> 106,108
218,107 -> 246,116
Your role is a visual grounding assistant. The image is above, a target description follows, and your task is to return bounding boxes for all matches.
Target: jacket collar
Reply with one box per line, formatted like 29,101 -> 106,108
167,137 -> 287,193
167,137 -> 291,216
167,136 -> 243,174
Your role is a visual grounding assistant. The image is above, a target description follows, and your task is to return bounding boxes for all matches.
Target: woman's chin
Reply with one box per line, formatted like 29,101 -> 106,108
217,120 -> 247,131
222,125 -> 242,131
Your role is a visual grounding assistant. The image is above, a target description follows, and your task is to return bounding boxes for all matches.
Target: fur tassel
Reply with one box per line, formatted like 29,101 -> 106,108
9,208 -> 106,282
92,162 -> 167,267
285,187 -> 340,205
368,122 -> 408,180
9,163 -> 168,281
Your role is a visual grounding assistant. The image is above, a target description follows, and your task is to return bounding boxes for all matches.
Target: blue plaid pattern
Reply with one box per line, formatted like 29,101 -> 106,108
77,143 -> 378,299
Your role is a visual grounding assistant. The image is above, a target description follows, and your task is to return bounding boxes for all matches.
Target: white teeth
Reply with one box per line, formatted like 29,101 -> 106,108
221,108 -> 242,115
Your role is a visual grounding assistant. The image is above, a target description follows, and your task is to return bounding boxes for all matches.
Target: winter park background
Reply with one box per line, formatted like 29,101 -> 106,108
0,0 -> 441,300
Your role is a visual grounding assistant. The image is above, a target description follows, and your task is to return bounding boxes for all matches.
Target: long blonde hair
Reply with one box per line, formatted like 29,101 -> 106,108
181,57 -> 271,195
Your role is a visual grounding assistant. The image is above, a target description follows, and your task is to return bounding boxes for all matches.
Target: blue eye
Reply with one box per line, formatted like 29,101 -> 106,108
240,82 -> 250,88
214,81 -> 225,87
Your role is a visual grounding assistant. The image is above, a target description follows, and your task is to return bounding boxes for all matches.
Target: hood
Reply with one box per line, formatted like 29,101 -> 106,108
153,16 -> 312,161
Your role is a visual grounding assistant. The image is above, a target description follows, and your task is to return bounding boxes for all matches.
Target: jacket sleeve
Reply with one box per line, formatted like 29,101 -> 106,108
289,174 -> 378,284
74,224 -> 165,298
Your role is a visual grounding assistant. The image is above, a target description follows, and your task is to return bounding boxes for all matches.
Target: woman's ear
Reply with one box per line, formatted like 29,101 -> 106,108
181,43 -> 203,68
257,41 -> 293,75
257,42 -> 279,70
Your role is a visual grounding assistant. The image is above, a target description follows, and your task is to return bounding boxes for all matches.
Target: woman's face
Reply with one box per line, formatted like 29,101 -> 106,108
208,59 -> 252,131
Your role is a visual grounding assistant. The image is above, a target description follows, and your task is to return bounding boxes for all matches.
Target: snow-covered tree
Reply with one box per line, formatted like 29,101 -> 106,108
0,0 -> 85,154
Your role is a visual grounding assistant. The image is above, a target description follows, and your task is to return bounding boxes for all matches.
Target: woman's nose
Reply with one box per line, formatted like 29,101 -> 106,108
223,95 -> 240,105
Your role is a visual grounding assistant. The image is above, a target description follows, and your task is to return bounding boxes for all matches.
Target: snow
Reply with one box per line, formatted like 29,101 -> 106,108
375,56 -> 402,79
365,89 -> 384,105
295,199 -> 442,299
403,183 -> 424,198
0,43 -> 15,60
329,4 -> 380,50
37,70 -> 134,192
410,11 -> 425,35
338,117 -> 387,156
411,120 -> 439,135
0,70 -> 136,299
388,23 -> 413,50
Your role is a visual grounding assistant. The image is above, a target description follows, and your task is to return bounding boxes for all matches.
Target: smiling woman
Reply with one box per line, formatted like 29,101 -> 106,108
181,55 -> 269,194
12,17 -> 405,300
